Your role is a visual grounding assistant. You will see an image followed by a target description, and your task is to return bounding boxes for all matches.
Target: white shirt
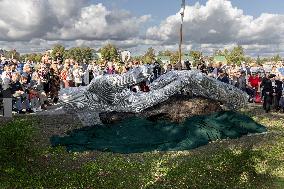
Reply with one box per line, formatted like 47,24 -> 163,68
73,68 -> 84,83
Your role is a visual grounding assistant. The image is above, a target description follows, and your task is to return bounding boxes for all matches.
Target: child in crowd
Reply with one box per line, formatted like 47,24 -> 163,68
20,73 -> 34,113
31,71 -> 48,110
29,72 -> 42,112
10,72 -> 32,113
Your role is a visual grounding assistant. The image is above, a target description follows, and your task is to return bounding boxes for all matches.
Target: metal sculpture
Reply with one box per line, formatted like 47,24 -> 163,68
59,65 -> 248,126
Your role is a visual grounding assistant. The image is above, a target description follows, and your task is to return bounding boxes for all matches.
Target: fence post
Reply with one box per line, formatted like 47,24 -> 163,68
2,89 -> 12,118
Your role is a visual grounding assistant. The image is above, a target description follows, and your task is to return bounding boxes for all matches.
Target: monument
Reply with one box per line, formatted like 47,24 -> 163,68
59,65 -> 248,126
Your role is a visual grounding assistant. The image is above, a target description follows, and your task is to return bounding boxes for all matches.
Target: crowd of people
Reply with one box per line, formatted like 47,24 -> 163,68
0,51 -> 284,114
195,60 -> 284,113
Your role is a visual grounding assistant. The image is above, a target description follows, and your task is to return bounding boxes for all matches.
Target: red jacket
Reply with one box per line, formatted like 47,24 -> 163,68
248,76 -> 261,88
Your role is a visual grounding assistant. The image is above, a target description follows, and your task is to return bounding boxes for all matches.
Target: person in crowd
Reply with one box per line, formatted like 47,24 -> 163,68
153,61 -> 162,80
236,71 -> 247,92
60,61 -> 74,88
207,62 -> 214,75
106,61 -> 116,75
1,65 -> 12,90
11,72 -> 26,114
241,62 -> 250,76
166,64 -> 173,73
66,64 -> 74,87
212,63 -> 222,78
31,71 -> 48,110
20,73 -> 34,113
125,61 -> 134,71
174,61 -> 182,70
217,70 -> 229,84
272,75 -> 283,110
279,92 -> 284,113
247,72 -> 261,102
49,68 -> 61,104
22,63 -> 32,83
184,59 -> 191,70
73,62 -> 84,87
271,66 -> 278,76
262,74 -> 283,113
197,61 -> 207,74
55,52 -> 63,64
29,72 -> 41,112
38,63 -> 51,95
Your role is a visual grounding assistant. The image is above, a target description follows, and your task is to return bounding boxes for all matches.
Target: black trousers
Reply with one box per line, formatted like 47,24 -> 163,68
263,94 -> 281,112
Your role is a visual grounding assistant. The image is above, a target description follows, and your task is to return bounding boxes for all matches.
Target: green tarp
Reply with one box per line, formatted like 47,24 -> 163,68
51,111 -> 267,154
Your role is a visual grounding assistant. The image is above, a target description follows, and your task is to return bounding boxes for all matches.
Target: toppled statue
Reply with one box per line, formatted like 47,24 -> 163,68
59,65 -> 248,126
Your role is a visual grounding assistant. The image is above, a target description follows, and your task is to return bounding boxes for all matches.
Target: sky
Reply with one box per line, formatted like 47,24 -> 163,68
0,0 -> 284,57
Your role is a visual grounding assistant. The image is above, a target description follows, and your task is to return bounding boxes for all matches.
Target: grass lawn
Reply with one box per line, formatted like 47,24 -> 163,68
0,105 -> 283,189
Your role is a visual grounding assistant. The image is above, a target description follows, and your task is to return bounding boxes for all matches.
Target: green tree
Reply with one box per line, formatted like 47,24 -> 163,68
170,51 -> 180,64
271,54 -> 282,63
99,44 -> 120,61
4,49 -> 20,60
64,47 -> 94,63
189,51 -> 202,66
158,50 -> 172,57
256,55 -> 262,65
226,46 -> 245,65
20,53 -> 43,63
213,50 -> 224,56
142,47 -> 156,63
51,44 -> 65,59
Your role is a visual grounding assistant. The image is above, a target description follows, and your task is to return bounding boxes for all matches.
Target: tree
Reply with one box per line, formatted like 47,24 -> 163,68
64,47 -> 94,63
189,51 -> 202,66
142,47 -> 156,63
226,45 -> 245,65
256,55 -> 262,65
271,54 -> 282,63
158,50 -> 172,57
213,49 -> 224,56
99,44 -> 120,62
20,53 -> 43,63
51,44 -> 65,59
4,49 -> 20,60
170,51 -> 180,64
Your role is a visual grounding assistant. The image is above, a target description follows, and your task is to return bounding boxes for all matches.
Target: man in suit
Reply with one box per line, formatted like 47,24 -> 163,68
262,74 -> 283,112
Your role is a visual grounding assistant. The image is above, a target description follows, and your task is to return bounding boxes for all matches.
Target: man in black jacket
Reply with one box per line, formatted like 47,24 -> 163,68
262,74 -> 283,112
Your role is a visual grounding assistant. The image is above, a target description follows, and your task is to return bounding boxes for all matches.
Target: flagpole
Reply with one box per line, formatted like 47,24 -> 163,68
179,21 -> 183,64
179,0 -> 185,64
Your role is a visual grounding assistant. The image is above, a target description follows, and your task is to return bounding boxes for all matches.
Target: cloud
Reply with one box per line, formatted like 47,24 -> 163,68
0,0 -> 283,56
146,0 -> 284,55
0,0 -> 150,42
47,4 -> 151,41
